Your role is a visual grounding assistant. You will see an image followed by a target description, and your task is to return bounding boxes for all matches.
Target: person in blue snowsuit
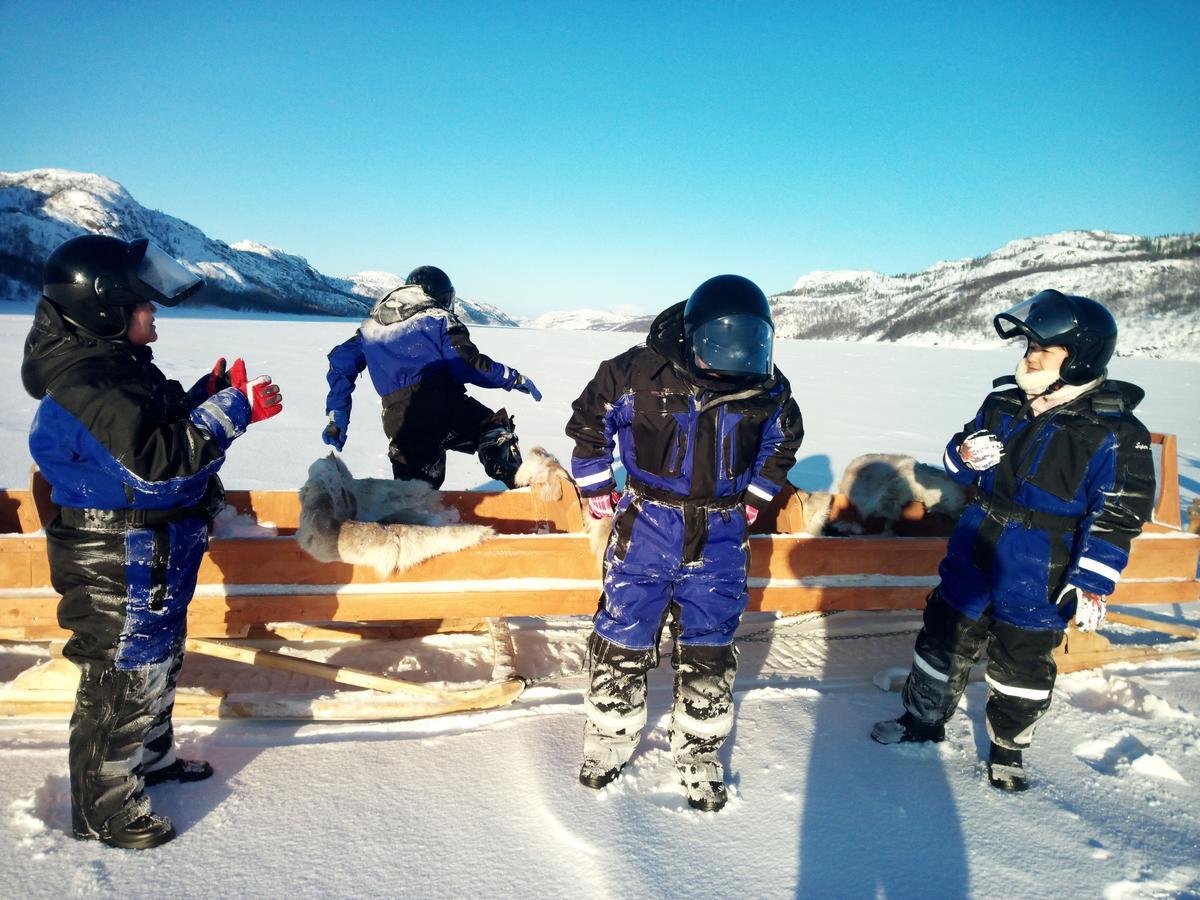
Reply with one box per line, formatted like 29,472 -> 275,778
21,234 -> 283,849
567,274 -> 803,812
322,266 -> 540,488
872,290 -> 1155,792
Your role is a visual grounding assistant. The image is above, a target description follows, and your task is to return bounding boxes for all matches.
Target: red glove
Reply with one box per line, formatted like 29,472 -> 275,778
205,357 -> 231,396
588,491 -> 620,519
745,505 -> 760,526
228,359 -> 283,424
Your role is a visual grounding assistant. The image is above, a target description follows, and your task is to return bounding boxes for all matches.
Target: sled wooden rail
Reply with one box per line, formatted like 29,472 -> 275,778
0,433 -> 1196,642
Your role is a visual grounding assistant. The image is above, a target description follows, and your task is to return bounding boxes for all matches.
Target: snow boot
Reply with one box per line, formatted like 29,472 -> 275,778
579,756 -> 625,789
678,759 -> 728,812
579,635 -> 654,791
75,811 -> 177,850
987,742 -> 1028,792
143,758 -> 213,786
871,711 -> 946,745
477,413 -> 523,489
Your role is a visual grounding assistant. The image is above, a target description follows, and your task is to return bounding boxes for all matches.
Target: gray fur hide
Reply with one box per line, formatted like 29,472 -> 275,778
513,446 -> 570,501
297,455 -> 493,576
837,453 -> 966,530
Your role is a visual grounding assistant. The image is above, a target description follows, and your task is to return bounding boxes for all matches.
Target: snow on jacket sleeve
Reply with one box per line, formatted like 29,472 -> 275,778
325,331 -> 367,417
745,385 -> 804,511
566,357 -> 625,497
441,319 -> 521,391
1066,420 -> 1156,596
942,405 -> 987,485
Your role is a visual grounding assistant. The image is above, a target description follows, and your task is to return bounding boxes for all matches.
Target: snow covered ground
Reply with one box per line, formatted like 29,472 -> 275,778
1,309 -> 1199,898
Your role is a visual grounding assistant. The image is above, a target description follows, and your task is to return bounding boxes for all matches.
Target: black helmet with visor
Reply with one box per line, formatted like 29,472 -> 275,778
43,234 -> 204,338
993,289 -> 1117,385
405,265 -> 456,311
683,274 -> 775,381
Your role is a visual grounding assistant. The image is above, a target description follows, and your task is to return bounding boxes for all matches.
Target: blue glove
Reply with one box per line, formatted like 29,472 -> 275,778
323,410 -> 349,451
511,372 -> 542,402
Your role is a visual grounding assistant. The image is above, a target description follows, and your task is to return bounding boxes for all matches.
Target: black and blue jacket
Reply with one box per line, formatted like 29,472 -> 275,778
22,300 -> 249,511
567,301 -> 804,511
939,379 -> 1156,630
325,284 -> 525,425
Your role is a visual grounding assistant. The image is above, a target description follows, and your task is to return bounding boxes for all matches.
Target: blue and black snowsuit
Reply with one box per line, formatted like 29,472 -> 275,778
567,301 -> 803,777
21,299 -> 252,840
324,285 -> 526,487
903,378 -> 1155,748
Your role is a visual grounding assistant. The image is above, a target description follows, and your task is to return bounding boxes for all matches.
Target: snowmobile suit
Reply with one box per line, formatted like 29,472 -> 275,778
567,300 -> 803,790
902,379 -> 1154,747
21,299 -> 251,839
324,284 -> 526,487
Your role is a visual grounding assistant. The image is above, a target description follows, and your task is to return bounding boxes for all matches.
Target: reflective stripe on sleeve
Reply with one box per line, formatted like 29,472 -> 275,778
1079,557 -> 1122,584
576,469 -> 614,488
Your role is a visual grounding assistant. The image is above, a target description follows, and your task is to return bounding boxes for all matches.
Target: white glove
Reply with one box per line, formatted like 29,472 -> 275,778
1058,584 -> 1107,633
959,430 -> 1004,471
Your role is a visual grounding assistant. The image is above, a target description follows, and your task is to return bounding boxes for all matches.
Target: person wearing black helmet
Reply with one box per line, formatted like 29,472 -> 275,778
22,233 -> 284,849
872,289 -> 1155,792
322,265 -> 540,488
566,274 -> 803,811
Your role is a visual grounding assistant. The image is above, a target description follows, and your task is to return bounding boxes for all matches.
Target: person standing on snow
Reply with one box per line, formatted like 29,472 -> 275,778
321,265 -> 540,488
872,289 -> 1155,791
22,234 -> 284,849
567,274 -> 803,811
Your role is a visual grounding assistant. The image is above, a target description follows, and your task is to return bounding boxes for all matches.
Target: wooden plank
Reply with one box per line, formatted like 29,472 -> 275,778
1105,610 -> 1200,638
1152,433 -> 1181,528
185,637 -> 457,697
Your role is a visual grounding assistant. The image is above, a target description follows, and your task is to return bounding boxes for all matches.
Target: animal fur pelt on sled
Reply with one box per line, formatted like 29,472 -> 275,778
836,453 -> 966,533
789,488 -> 837,536
296,455 -> 493,576
513,446 -> 571,501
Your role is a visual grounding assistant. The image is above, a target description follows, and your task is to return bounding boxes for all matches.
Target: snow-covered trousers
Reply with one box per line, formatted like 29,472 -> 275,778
47,514 -> 208,836
902,589 -> 1064,749
583,628 -> 739,773
594,489 -> 750,650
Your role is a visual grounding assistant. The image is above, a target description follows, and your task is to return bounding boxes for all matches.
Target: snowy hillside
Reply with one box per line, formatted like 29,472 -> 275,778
0,169 -> 515,326
526,230 -> 1200,360
0,314 -> 1198,897
772,231 -> 1200,359
522,308 -> 634,330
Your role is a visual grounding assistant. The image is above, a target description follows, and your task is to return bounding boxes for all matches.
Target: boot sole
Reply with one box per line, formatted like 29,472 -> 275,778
83,824 -> 177,850
579,766 -> 623,789
687,795 -> 727,812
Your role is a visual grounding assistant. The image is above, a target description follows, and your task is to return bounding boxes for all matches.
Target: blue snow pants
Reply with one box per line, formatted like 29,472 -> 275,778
595,488 -> 751,650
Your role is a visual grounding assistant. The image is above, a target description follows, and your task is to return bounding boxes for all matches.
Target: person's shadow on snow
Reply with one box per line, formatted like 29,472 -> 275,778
793,598 -> 971,895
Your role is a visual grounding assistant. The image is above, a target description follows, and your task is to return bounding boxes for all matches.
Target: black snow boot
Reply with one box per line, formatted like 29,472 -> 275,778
987,742 -> 1028,792
143,758 -> 213,786
75,811 -> 177,850
871,711 -> 946,745
477,413 -> 523,489
579,759 -> 625,789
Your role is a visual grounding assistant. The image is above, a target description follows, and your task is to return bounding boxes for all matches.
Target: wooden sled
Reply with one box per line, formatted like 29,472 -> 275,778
0,434 -> 1196,719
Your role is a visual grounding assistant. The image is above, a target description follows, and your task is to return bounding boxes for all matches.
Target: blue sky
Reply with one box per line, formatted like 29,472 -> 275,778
3,1 -> 1198,317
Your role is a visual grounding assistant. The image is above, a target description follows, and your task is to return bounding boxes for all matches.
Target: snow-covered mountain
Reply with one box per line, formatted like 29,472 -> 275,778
0,169 -> 516,326
521,308 -> 635,330
528,231 -> 1200,359
772,231 -> 1200,358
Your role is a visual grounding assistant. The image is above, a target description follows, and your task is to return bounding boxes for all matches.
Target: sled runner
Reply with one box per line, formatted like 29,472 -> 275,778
0,434 -> 1196,719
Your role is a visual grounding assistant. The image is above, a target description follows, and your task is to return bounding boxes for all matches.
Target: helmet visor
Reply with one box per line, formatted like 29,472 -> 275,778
994,291 -> 1077,345
692,314 -> 774,377
135,241 -> 204,305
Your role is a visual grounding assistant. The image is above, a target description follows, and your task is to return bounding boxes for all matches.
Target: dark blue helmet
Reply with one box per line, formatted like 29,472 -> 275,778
683,274 -> 774,380
405,265 -> 456,311
994,289 -> 1117,385
43,234 -> 203,338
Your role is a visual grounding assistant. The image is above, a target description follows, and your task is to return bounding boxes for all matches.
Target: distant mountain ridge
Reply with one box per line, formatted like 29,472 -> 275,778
0,169 -> 516,326
2,168 -> 1195,357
